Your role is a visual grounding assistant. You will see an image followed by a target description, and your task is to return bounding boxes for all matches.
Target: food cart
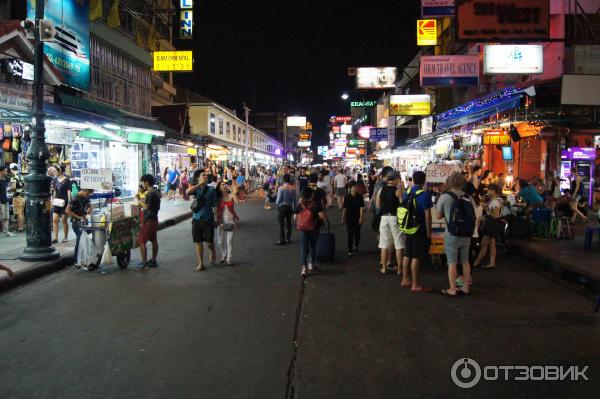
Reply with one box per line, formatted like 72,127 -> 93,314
78,168 -> 140,270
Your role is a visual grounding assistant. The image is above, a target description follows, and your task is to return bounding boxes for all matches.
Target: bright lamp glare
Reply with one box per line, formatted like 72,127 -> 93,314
341,93 -> 349,100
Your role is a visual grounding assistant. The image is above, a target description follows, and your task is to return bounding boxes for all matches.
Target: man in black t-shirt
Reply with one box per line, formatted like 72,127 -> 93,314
66,189 -> 93,261
342,182 -> 365,256
138,175 -> 161,268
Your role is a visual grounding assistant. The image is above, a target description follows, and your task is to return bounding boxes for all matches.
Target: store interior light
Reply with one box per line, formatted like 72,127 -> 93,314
103,123 -> 121,130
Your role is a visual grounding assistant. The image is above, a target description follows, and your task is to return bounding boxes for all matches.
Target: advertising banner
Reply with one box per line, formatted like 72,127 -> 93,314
369,128 -> 389,142
317,146 -> 329,156
80,168 -> 113,191
390,95 -> 431,116
457,0 -> 550,41
417,20 -> 438,46
356,67 -> 397,89
27,0 -> 90,92
420,55 -> 479,86
422,0 -> 455,17
573,45 -> 600,75
298,141 -> 311,147
426,163 -> 462,183
483,45 -> 544,74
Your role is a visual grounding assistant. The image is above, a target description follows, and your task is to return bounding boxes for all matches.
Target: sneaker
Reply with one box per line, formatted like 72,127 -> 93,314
354,246 -> 359,253
307,263 -> 314,274
147,260 -> 158,268
347,251 -> 353,257
286,239 -> 292,244
136,261 -> 147,269
275,241 -> 286,246
5,232 -> 15,237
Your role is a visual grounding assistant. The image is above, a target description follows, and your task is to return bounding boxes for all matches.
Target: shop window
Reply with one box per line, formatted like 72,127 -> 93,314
219,116 -> 224,135
210,113 -> 216,134
231,124 -> 236,140
238,128 -> 241,142
226,121 -> 231,138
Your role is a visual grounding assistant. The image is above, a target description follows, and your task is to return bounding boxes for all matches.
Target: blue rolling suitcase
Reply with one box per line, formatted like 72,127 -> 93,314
316,221 -> 335,262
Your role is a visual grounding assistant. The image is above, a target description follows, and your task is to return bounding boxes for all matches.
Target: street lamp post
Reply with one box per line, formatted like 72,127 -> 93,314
243,102 -> 250,179
21,0 -> 59,261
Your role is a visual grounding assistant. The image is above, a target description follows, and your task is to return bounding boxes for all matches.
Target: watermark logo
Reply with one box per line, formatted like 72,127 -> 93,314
451,358 -> 482,389
451,358 -> 589,389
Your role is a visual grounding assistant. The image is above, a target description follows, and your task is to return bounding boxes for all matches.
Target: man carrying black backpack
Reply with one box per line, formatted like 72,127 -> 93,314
436,172 -> 476,296
399,171 -> 433,293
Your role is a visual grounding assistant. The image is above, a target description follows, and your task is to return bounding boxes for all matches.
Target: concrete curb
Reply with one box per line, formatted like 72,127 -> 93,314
0,210 -> 193,293
510,240 -> 600,292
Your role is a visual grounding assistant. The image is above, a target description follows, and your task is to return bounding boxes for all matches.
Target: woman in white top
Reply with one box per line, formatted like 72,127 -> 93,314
216,181 -> 240,266
317,172 -> 333,208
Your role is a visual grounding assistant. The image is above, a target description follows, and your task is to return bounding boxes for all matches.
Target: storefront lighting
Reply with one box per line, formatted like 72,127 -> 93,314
123,127 -> 165,137
46,119 -> 89,130
103,123 -> 121,130
89,125 -> 127,142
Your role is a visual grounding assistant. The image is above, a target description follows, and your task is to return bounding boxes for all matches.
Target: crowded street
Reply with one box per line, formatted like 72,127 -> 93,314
3,0 -> 600,398
2,194 -> 600,398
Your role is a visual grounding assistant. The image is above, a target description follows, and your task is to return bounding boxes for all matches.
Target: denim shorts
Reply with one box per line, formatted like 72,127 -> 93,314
444,233 -> 471,265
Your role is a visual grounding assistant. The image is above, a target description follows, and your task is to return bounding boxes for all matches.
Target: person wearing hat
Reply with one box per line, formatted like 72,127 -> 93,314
376,169 -> 405,275
8,163 -> 25,232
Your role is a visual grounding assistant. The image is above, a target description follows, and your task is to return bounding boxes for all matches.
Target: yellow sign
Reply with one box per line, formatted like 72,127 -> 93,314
390,95 -> 431,116
153,51 -> 193,72
417,19 -> 437,46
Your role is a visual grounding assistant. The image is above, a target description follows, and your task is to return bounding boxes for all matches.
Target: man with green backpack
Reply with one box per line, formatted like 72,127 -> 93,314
397,171 -> 432,293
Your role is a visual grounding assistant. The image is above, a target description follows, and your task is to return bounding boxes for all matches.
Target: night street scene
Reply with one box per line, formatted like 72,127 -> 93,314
2,0 -> 600,398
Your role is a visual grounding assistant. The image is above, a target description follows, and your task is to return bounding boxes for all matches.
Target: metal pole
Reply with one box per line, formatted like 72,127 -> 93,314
243,102 -> 250,179
21,0 -> 59,261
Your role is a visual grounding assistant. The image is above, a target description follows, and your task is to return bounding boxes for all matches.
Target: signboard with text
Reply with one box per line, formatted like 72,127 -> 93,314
483,129 -> 510,145
180,0 -> 193,38
153,51 -> 194,71
390,95 -> 431,116
426,163 -> 462,183
457,0 -> 550,41
356,67 -> 397,89
80,168 -> 113,191
350,100 -> 376,107
422,0 -> 455,17
420,55 -> 479,86
417,19 -> 437,46
369,128 -> 389,142
483,45 -> 544,74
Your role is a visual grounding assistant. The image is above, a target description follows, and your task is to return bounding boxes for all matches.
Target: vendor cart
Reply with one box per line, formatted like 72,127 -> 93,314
80,192 -> 140,269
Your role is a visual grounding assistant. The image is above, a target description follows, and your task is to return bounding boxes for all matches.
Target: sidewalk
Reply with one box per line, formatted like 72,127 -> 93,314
0,198 -> 193,292
510,222 -> 600,290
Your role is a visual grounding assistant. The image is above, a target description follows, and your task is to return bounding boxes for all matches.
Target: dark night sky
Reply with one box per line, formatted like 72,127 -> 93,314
175,1 -> 421,146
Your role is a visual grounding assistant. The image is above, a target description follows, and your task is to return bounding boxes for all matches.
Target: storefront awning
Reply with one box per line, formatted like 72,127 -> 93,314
46,93 -> 176,137
435,87 -> 530,131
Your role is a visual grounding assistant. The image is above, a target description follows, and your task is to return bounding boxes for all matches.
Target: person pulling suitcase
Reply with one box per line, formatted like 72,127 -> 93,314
295,187 -> 327,276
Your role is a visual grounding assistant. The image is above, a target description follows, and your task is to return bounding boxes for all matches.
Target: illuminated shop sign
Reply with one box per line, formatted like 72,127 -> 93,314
417,19 -> 437,46
351,101 -> 376,107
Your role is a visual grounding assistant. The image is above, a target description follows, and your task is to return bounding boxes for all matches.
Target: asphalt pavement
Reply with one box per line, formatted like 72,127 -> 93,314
1,197 -> 600,399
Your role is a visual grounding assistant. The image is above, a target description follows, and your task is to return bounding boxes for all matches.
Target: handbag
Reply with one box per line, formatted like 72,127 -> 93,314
222,223 -> 235,232
52,198 -> 66,208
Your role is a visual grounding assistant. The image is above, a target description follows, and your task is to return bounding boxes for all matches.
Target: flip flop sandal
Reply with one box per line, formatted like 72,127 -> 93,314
481,264 -> 496,269
401,281 -> 412,287
458,288 -> 471,295
441,289 -> 459,297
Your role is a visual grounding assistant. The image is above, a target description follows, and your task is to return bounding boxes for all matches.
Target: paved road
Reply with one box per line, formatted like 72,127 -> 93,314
1,198 -> 599,398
